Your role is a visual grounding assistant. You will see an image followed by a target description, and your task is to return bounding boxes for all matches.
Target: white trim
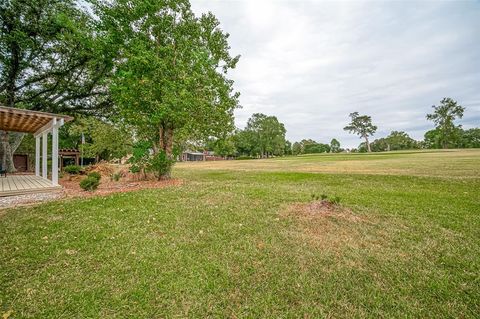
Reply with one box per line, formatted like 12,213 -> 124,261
35,136 -> 40,176
51,124 -> 59,185
42,132 -> 48,178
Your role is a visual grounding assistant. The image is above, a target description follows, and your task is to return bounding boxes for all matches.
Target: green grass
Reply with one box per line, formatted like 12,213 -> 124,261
1,149 -> 479,318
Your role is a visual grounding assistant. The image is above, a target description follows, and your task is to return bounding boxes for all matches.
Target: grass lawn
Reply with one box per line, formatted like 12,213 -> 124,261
1,149 -> 479,318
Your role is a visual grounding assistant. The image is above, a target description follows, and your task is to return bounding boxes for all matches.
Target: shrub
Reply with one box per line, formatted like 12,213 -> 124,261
88,171 -> 101,181
236,156 -> 254,160
80,176 -> 100,191
111,173 -> 121,182
147,151 -> 175,180
320,194 -> 328,200
64,165 -> 81,174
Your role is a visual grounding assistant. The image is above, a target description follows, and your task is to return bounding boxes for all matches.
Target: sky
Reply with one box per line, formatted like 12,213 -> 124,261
190,0 -> 480,148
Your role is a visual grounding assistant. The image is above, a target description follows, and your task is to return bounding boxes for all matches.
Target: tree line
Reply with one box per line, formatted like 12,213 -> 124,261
344,98 -> 479,152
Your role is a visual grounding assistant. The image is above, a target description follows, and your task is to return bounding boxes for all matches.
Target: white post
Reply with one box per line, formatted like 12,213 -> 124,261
52,120 -> 59,185
42,131 -> 48,179
35,136 -> 40,176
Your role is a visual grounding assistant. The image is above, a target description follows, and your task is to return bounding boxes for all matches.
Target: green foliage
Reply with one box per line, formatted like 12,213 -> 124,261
79,176 -> 100,191
107,0 -> 239,173
128,141 -> 151,175
344,112 -> 377,152
87,171 -> 101,181
459,128 -> 480,148
292,139 -> 330,155
147,151 -> 175,180
284,140 -> 293,155
292,142 -> 302,155
64,165 -> 81,175
111,173 -> 121,182
235,113 -> 287,157
426,98 -> 465,149
330,138 -> 341,153
65,117 -> 133,161
205,135 -> 236,157
368,131 -> 419,152
0,0 -> 113,112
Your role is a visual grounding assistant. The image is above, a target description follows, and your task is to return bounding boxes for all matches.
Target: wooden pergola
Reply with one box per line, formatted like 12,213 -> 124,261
0,106 -> 73,186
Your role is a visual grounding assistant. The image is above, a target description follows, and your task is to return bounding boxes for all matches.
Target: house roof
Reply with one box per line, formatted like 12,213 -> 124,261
0,106 -> 73,134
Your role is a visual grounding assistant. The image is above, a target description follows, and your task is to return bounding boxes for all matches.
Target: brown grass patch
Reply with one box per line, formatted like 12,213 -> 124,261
283,201 -> 386,253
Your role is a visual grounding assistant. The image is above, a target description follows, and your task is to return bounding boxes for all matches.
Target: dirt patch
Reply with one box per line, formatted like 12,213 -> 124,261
288,200 -> 365,222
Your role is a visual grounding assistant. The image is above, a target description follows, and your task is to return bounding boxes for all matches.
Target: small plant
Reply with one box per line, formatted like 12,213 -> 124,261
79,176 -> 100,191
87,171 -> 101,181
64,165 -> 81,174
111,172 -> 121,182
320,194 -> 328,200
311,193 -> 319,200
330,196 -> 341,205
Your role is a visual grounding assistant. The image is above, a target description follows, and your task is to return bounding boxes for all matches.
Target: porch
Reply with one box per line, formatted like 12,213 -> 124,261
0,174 -> 61,197
1,106 -> 73,197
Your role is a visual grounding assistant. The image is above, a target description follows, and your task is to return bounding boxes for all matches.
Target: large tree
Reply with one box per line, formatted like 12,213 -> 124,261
0,0 -> 114,171
344,112 -> 377,152
243,113 -> 286,158
107,0 -> 239,178
426,98 -> 465,149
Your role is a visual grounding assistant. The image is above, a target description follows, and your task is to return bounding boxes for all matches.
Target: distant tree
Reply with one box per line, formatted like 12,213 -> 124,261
243,113 -> 286,157
385,131 -> 418,151
330,138 -> 341,153
299,139 -> 330,154
206,134 -> 236,157
423,129 -> 442,149
284,140 -> 292,155
459,128 -> 480,148
292,142 -> 302,155
344,112 -> 377,152
426,98 -> 465,149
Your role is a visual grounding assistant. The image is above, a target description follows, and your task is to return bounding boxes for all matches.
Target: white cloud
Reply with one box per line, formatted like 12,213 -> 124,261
191,0 -> 480,147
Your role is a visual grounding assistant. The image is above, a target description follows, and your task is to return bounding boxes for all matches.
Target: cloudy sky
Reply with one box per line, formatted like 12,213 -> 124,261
191,0 -> 480,148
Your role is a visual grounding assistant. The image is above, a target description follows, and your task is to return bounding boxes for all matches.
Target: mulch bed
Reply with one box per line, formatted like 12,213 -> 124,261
60,177 -> 182,198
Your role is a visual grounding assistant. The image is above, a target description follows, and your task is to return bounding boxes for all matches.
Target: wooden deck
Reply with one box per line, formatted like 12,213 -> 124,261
0,175 -> 61,197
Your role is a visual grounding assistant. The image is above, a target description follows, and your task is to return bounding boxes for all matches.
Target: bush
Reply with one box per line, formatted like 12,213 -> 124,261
64,165 -> 81,174
79,176 -> 100,191
147,151 -> 175,180
88,171 -> 101,181
236,156 -> 254,160
111,173 -> 121,182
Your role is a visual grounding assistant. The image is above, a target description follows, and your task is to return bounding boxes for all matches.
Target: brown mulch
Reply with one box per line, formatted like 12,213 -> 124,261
60,177 -> 182,198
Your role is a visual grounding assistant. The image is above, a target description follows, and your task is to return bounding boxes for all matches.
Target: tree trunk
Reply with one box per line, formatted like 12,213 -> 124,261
364,136 -> 371,152
1,131 -> 24,172
154,125 -> 174,180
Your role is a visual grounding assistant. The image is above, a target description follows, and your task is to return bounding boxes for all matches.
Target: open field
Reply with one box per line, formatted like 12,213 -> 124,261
1,149 -> 480,318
